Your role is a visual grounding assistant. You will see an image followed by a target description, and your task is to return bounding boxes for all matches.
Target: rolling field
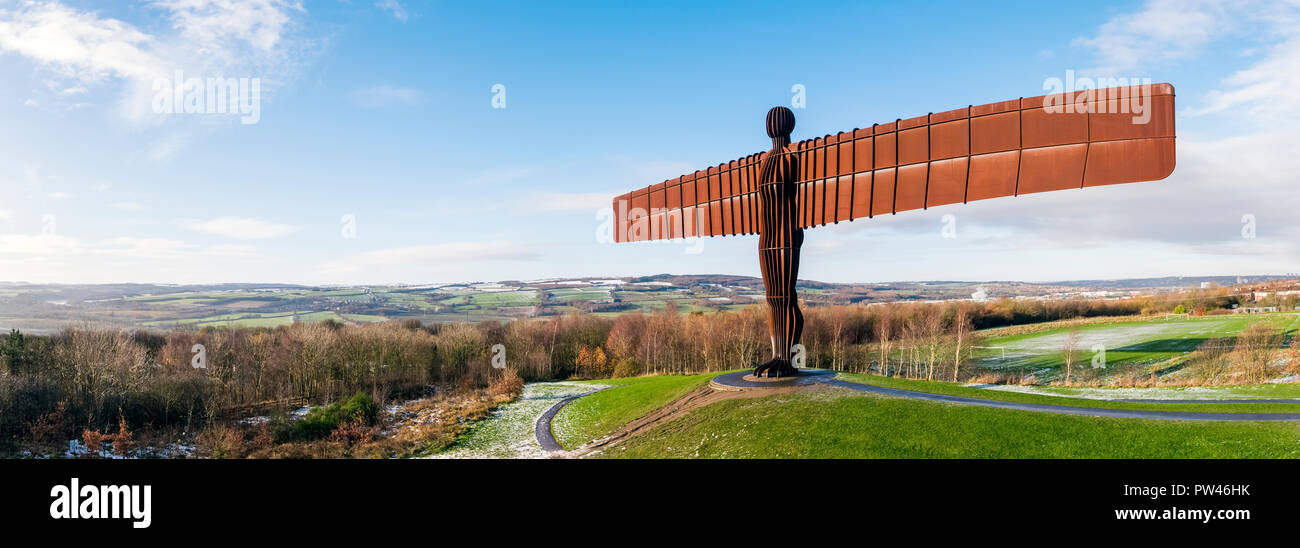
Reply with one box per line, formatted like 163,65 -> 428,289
141,310 -> 381,329
975,313 -> 1300,377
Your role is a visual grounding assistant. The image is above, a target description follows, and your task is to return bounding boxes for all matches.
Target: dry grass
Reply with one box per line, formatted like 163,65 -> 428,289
223,369 -> 528,459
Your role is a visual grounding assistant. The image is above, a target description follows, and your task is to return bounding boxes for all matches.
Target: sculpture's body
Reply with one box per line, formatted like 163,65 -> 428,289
611,84 -> 1176,380
754,107 -> 802,378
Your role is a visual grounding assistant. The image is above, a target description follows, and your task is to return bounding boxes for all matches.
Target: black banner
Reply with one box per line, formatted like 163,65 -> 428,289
1,458 -> 1288,538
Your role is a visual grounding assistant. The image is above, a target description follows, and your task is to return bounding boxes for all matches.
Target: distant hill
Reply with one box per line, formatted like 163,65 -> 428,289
1,274 -> 1294,333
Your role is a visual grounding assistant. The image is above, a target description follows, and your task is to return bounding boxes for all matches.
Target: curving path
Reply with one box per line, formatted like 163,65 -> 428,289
535,386 -> 608,452
709,370 -> 1300,421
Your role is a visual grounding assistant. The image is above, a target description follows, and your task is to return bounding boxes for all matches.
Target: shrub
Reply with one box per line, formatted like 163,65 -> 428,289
293,392 -> 378,440
24,401 -> 67,445
488,368 -> 524,400
81,429 -> 109,458
197,424 -> 246,459
111,412 -> 135,458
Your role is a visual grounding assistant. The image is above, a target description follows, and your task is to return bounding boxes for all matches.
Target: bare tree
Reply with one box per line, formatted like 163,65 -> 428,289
875,308 -> 893,377
1062,326 -> 1080,384
951,305 -> 971,382
924,305 -> 944,381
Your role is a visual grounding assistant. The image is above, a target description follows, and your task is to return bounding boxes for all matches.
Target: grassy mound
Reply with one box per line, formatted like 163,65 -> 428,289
553,372 -> 725,450
597,388 -> 1300,459
837,373 -> 1300,413
975,313 -> 1300,376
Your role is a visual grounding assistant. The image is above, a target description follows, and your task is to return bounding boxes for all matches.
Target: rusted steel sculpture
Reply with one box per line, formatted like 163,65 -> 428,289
612,84 -> 1176,377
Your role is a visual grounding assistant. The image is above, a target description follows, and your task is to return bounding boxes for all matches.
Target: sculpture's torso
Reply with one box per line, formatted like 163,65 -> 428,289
757,146 -> 800,247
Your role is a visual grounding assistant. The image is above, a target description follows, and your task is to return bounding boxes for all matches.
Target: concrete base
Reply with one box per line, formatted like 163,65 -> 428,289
710,368 -> 836,391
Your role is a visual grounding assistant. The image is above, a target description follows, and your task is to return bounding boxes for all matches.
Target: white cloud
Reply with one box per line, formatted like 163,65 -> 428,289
0,233 -> 83,255
183,216 -> 301,239
46,191 -> 74,199
374,0 -> 408,23
319,241 -> 540,277
155,0 -> 302,53
0,1 -> 165,83
1072,0 -> 1233,74
0,208 -> 14,220
351,85 -> 422,108
0,1 -> 313,156
0,233 -> 272,283
1191,37 -> 1300,121
1011,0 -> 1300,260
1075,0 -> 1300,123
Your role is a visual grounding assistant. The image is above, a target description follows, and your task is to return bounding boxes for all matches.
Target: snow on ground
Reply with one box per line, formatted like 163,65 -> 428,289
978,315 -> 1300,370
51,440 -> 196,459
974,383 -> 1298,400
425,381 -> 607,459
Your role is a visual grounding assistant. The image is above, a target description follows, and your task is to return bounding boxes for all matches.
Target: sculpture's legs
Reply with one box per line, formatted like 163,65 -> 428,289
755,188 -> 803,378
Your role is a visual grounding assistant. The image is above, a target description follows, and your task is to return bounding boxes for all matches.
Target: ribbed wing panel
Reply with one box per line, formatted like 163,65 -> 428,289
612,83 -> 1174,241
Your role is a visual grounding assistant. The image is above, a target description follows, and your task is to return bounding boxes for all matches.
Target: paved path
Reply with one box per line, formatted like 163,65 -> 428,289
710,370 -> 1300,421
534,386 -> 608,452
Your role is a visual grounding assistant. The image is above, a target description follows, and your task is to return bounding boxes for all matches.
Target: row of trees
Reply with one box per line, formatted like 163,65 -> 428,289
0,295 -> 1184,449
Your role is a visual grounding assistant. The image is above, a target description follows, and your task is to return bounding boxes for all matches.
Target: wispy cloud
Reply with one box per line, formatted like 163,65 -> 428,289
0,0 -> 314,158
183,217 -> 302,240
319,241 -> 540,278
374,0 -> 408,23
1074,0 -> 1300,124
0,233 -> 267,283
1072,0 -> 1232,74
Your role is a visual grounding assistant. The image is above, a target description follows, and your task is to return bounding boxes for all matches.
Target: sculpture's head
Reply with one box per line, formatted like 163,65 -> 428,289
766,106 -> 795,141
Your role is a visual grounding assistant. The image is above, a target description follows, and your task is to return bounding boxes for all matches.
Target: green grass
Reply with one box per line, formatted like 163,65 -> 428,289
142,310 -> 351,328
547,288 -> 612,302
598,389 -> 1300,458
552,372 -> 725,450
975,313 -> 1300,375
836,372 -> 1300,413
469,290 -> 538,306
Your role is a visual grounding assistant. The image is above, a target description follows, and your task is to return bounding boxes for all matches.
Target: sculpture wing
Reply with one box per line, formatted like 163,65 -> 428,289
613,83 -> 1175,241
611,152 -> 766,242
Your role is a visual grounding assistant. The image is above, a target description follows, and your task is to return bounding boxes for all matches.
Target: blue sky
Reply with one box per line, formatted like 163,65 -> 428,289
1,0 -> 1298,285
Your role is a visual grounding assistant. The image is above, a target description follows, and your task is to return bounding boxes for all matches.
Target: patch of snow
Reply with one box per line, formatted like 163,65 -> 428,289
425,381 -> 607,459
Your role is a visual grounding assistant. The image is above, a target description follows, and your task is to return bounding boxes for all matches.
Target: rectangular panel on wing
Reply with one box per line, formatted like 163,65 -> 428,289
871,168 -> 896,216
895,163 -> 928,212
836,175 -> 854,221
